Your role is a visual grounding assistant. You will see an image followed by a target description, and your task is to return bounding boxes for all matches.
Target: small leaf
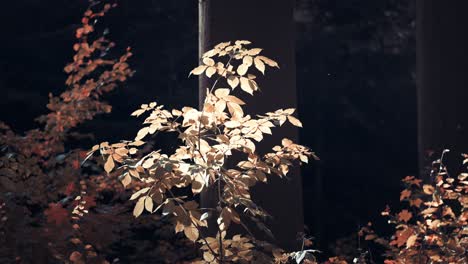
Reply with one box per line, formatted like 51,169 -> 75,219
215,88 -> 230,98
247,48 -> 262,56
184,225 -> 199,242
145,197 -> 154,212
398,209 -> 412,222
120,173 -> 131,187
243,56 -> 253,66
206,66 -> 216,78
189,65 -> 208,76
104,156 -> 115,173
227,76 -> 239,89
254,57 -> 265,74
131,109 -> 145,117
133,197 -> 145,217
258,55 -> 279,68
203,251 -> 215,262
240,77 -> 253,95
135,127 -> 149,141
130,187 -> 150,200
237,64 -> 249,76
287,116 -> 303,127
200,212 -> 209,221
202,57 -> 215,66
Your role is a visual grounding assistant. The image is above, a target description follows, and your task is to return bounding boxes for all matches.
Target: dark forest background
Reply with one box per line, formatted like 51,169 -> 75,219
0,0 -> 416,255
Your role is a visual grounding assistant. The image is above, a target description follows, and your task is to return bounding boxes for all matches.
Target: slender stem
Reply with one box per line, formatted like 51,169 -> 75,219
217,172 -> 224,263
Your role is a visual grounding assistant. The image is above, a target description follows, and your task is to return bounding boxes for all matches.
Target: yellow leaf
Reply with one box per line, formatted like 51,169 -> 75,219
206,66 -> 216,78
225,95 -> 245,105
214,88 -> 230,98
227,76 -> 239,89
184,225 -> 199,242
133,197 -> 145,218
247,48 -> 262,56
202,48 -> 218,58
131,109 -> 145,117
145,197 -> 153,212
254,57 -> 265,74
240,77 -> 253,95
243,56 -> 253,66
287,116 -> 303,127
406,234 -> 417,248
190,65 -> 208,76
130,187 -> 150,200
203,251 -> 215,262
202,57 -> 215,66
104,156 -> 115,173
235,40 -> 251,45
120,173 -> 131,187
237,64 -> 249,76
225,120 -> 241,128
227,102 -> 244,118
135,127 -> 149,141
258,55 -> 279,68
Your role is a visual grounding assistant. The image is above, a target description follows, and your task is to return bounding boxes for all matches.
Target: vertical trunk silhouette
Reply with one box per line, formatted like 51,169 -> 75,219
199,0 -> 303,250
417,0 -> 468,174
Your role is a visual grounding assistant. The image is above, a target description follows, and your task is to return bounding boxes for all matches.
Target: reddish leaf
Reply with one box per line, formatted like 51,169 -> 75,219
44,203 -> 69,226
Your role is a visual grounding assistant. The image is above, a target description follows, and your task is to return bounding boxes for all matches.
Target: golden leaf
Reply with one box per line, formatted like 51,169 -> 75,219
247,48 -> 262,56
287,116 -> 303,127
104,155 -> 115,173
257,55 -> 279,68
184,225 -> 199,242
206,66 -> 216,78
406,234 -> 417,248
130,187 -> 150,200
235,40 -> 251,45
203,251 -> 215,262
227,102 -> 244,118
135,126 -> 149,141
240,77 -> 253,95
131,109 -> 145,117
215,88 -> 230,98
254,57 -> 265,74
133,196 -> 145,217
225,95 -> 245,105
227,76 -> 239,89
202,48 -> 218,58
120,173 -> 131,187
225,120 -> 241,128
202,57 -> 215,66
190,65 -> 208,76
145,197 -> 153,212
237,64 -> 249,76
243,56 -> 253,66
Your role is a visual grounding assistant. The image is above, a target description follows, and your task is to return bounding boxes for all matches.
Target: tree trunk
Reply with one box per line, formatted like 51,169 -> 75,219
199,0 -> 303,250
417,0 -> 468,174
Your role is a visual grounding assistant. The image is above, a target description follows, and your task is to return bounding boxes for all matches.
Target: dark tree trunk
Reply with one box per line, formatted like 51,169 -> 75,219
417,0 -> 468,173
199,0 -> 303,250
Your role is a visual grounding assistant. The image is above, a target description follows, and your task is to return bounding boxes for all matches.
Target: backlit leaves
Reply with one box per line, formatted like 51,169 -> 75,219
94,41 -> 314,262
